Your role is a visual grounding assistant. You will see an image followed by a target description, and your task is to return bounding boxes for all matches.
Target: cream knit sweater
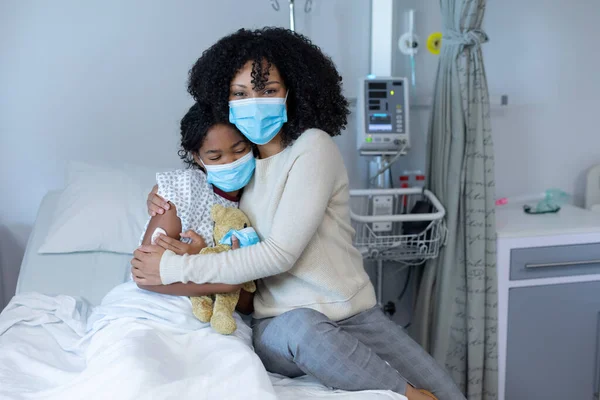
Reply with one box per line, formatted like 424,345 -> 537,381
160,129 -> 376,321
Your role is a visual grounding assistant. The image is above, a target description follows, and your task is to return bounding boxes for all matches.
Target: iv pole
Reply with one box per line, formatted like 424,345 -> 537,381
289,0 -> 295,32
270,0 -> 313,32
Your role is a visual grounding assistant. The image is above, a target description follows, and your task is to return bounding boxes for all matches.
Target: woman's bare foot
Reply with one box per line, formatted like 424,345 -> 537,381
418,389 -> 437,399
405,385 -> 437,400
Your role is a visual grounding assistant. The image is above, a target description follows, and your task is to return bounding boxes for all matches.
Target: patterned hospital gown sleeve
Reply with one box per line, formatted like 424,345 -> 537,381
132,169 -> 239,282
139,169 -> 239,248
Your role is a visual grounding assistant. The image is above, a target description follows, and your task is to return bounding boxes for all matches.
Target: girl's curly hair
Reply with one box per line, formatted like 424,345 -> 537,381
177,102 -> 236,168
187,27 -> 350,147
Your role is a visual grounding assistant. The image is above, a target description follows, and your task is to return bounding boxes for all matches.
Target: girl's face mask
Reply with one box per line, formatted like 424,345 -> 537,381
201,151 -> 255,192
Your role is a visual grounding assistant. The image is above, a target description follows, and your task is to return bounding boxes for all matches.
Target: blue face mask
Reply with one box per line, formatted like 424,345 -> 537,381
228,93 -> 288,145
202,151 -> 255,192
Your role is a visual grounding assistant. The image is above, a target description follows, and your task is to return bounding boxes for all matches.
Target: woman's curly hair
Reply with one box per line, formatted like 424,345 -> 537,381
188,27 -> 350,147
177,102 -> 236,168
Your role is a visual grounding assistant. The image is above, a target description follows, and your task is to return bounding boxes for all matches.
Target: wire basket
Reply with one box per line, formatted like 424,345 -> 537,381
349,188 -> 446,264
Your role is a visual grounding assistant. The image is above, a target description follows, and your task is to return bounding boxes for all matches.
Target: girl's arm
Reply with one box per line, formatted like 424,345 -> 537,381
136,204 -> 243,296
138,282 -> 243,296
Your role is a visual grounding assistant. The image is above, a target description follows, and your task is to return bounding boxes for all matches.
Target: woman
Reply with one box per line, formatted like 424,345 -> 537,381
132,27 -> 465,400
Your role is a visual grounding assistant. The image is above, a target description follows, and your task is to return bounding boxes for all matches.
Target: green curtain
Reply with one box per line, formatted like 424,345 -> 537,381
411,0 -> 498,398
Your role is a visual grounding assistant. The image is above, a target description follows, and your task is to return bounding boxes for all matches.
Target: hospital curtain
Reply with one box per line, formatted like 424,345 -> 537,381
410,0 -> 498,399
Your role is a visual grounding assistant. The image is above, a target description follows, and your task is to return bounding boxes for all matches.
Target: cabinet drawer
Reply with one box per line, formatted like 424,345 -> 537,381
506,281 -> 600,399
510,242 -> 600,280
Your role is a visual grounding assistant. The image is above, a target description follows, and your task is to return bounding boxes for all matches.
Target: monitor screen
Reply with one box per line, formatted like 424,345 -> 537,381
368,113 -> 392,132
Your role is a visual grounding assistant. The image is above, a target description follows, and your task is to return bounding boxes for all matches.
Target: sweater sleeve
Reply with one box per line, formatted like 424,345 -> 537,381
159,134 -> 342,285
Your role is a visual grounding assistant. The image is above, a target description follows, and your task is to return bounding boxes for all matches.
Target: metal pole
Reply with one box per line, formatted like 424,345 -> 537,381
373,155 -> 391,189
375,156 -> 384,188
376,259 -> 384,306
289,0 -> 296,31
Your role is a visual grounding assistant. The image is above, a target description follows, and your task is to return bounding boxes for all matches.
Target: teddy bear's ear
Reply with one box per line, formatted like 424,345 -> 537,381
211,204 -> 226,220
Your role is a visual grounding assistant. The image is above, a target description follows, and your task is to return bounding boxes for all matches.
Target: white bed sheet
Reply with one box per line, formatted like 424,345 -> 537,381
5,191 -> 405,400
16,191 -> 132,305
0,289 -> 278,400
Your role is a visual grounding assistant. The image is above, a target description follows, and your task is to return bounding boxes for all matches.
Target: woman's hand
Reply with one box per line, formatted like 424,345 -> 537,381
131,245 -> 165,285
154,231 -> 207,255
147,185 -> 170,216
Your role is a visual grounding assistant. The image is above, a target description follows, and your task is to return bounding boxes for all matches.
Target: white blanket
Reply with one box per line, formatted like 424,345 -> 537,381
0,283 -> 404,400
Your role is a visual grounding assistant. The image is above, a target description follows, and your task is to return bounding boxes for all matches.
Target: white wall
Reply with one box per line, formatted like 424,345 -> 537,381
485,0 -> 600,205
0,0 -> 371,308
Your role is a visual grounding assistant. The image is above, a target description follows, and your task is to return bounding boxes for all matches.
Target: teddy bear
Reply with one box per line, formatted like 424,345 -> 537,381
190,204 -> 257,335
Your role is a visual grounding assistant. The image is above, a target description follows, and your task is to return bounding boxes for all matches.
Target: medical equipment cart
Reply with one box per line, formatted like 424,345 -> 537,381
349,187 -> 446,308
352,75 -> 446,311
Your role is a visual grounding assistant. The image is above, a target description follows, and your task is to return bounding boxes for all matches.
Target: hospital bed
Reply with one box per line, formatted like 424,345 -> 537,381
1,188 -> 404,400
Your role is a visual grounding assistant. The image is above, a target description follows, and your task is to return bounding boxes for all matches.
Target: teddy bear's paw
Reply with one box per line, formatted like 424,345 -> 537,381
242,281 -> 257,293
190,297 -> 213,323
194,308 -> 213,323
211,313 -> 237,335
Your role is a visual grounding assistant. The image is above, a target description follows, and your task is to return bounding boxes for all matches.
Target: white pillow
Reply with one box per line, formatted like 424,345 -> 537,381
38,161 -> 163,255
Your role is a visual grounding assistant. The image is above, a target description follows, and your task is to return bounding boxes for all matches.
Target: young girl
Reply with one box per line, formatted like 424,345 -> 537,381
132,101 -> 255,315
76,102 -> 273,399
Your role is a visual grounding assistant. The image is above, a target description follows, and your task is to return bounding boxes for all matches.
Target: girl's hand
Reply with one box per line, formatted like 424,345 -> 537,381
155,231 -> 207,255
147,185 -> 170,216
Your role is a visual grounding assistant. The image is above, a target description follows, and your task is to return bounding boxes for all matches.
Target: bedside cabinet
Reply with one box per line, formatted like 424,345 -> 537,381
496,204 -> 600,400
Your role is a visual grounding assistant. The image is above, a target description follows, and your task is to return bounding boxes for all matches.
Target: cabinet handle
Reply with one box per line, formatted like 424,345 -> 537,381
594,312 -> 600,399
525,259 -> 600,269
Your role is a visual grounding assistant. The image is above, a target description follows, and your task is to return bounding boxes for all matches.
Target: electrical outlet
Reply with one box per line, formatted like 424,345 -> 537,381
372,195 -> 393,232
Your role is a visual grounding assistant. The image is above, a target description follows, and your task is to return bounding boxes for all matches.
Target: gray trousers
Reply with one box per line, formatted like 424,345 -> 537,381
252,307 -> 465,400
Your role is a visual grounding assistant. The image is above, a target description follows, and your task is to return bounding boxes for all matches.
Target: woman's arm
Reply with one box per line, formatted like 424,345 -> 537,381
137,204 -> 243,296
158,133 -> 342,285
